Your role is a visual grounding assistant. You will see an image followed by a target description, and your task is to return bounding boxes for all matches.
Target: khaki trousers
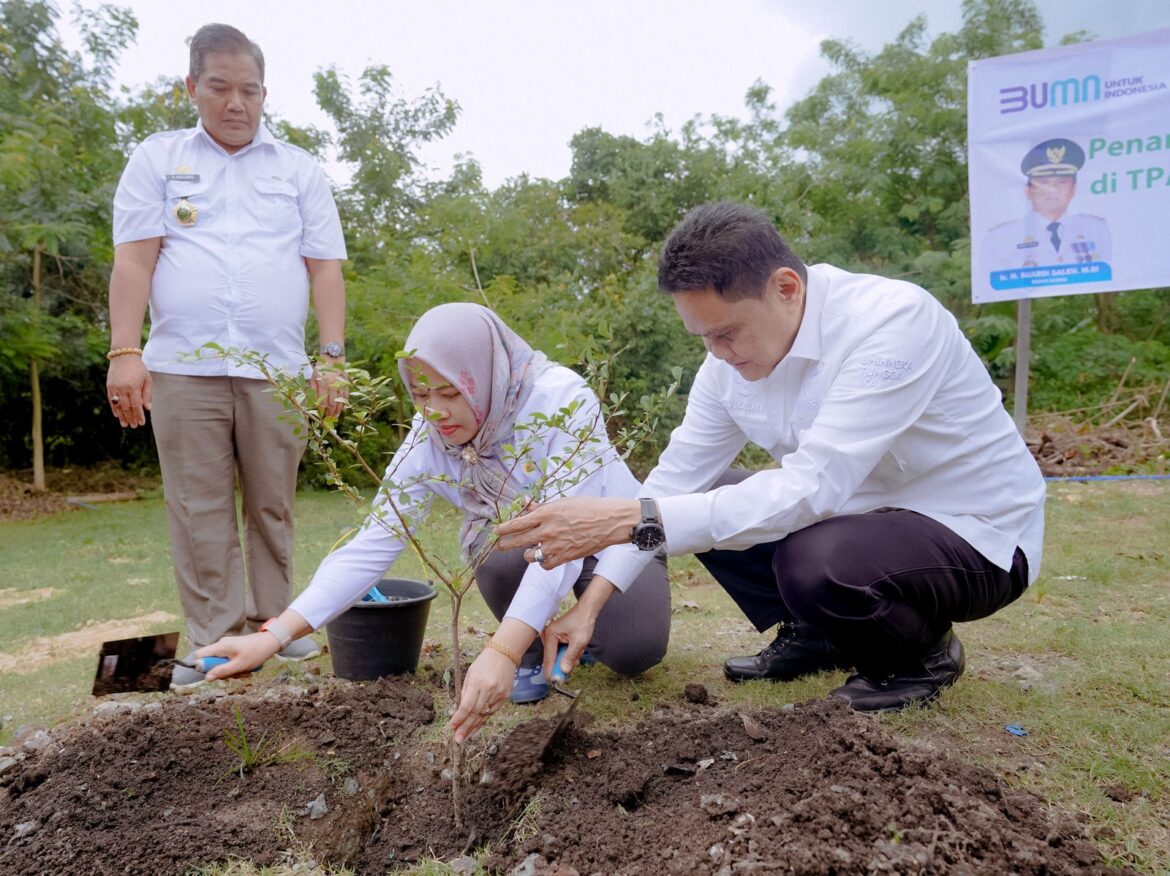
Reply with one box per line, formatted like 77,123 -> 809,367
150,373 -> 307,649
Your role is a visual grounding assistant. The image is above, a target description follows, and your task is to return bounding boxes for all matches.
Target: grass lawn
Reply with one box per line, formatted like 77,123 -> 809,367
1,479 -> 1168,872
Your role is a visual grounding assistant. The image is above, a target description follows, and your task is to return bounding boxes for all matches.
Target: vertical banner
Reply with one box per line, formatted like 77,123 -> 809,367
969,29 -> 1170,303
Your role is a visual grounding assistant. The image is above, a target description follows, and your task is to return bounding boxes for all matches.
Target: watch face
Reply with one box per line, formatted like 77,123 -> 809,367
321,342 -> 344,358
632,522 -> 666,551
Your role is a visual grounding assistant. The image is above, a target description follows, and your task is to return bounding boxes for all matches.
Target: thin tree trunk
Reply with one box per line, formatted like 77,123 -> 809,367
449,592 -> 465,829
31,245 -> 45,492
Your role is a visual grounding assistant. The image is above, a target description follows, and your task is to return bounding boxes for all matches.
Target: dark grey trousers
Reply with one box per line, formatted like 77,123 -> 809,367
476,547 -> 671,676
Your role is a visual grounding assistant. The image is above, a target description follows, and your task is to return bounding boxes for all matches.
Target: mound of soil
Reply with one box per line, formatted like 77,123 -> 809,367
0,676 -> 1128,875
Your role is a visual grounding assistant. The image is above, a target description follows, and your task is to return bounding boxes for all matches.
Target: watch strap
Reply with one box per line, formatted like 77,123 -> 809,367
638,497 -> 661,524
260,617 -> 294,650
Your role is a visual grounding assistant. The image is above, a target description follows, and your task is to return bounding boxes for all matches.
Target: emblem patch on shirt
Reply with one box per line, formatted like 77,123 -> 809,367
167,165 -> 200,182
173,199 -> 197,226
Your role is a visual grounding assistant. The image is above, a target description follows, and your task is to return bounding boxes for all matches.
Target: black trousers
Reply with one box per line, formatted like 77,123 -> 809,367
697,472 -> 1029,673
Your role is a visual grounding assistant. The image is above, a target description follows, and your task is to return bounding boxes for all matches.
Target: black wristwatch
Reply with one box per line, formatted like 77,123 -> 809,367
320,342 -> 345,359
631,497 -> 666,551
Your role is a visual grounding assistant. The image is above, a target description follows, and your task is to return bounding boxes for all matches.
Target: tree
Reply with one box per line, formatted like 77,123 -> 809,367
215,343 -> 677,827
0,0 -> 136,482
313,64 -> 458,251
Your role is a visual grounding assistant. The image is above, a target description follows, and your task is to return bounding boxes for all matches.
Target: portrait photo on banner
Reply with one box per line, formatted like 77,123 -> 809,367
967,28 -> 1170,303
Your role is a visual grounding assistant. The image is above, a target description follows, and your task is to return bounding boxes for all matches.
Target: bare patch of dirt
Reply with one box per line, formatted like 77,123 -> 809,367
0,464 -> 158,522
0,612 -> 178,675
975,652 -> 1079,695
0,677 -> 1132,875
0,588 -> 61,610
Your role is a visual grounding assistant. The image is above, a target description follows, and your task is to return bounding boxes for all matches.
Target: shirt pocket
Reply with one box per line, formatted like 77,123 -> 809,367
251,177 -> 301,231
164,180 -> 211,229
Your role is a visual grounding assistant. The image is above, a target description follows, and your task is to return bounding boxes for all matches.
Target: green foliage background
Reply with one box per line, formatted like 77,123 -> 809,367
1,0 -> 1167,476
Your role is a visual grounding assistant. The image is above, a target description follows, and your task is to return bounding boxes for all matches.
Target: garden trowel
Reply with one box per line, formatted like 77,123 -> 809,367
488,645 -> 582,790
92,632 -> 228,695
537,643 -> 581,758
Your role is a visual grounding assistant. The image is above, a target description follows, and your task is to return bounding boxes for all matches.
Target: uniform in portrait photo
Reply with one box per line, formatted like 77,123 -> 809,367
982,137 -> 1111,278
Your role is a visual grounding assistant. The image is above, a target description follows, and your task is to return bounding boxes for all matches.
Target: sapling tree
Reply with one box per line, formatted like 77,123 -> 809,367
208,343 -> 678,827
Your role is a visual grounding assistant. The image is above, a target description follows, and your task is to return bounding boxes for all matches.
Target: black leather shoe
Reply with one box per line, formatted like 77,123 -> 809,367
723,621 -> 852,683
830,629 -> 966,712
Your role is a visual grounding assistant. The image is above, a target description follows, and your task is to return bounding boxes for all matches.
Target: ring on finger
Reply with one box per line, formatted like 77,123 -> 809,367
110,395 -> 120,404
532,544 -> 546,565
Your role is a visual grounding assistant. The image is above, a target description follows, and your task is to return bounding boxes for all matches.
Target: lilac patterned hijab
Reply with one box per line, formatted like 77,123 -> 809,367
399,303 -> 553,557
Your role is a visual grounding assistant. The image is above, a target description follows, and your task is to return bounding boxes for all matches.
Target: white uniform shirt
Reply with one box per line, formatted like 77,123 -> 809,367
290,365 -> 644,633
594,263 -> 1046,591
112,122 -> 347,377
983,209 -> 1111,274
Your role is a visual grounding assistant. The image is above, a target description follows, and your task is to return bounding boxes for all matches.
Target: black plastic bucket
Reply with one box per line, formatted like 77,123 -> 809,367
325,578 -> 439,681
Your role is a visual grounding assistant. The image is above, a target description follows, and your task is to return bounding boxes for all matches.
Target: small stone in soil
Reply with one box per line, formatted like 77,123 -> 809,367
14,821 -> 39,839
305,792 -> 328,820
740,713 -> 769,741
449,856 -> 477,876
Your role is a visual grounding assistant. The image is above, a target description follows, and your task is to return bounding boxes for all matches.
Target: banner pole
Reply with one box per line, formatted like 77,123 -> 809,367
1013,298 -> 1032,437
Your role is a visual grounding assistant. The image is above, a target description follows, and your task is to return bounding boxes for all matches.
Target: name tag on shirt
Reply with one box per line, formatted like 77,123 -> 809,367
166,173 -> 200,182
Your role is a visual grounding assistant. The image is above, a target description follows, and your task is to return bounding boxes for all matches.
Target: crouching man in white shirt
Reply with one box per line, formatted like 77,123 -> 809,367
498,201 -> 1045,713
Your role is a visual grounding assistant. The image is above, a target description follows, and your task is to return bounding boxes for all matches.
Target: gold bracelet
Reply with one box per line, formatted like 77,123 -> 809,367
486,638 -> 521,667
106,347 -> 143,360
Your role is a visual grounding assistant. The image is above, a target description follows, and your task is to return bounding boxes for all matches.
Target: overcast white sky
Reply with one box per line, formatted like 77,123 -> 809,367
60,0 -> 1170,189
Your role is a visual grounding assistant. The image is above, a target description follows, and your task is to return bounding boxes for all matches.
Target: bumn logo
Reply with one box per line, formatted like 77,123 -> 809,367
999,74 -> 1102,114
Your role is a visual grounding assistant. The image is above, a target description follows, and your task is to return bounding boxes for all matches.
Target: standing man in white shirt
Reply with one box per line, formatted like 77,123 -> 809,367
498,201 -> 1045,712
105,23 -> 348,687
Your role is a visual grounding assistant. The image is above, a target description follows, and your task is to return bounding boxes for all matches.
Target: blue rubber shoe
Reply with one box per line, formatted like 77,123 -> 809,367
509,665 -> 550,704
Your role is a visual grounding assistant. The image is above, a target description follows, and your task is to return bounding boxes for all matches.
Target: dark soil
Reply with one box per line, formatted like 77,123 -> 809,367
0,676 -> 1130,875
0,464 -> 158,521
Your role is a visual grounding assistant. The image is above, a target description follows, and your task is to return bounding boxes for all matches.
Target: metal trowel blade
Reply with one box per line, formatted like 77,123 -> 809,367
92,632 -> 182,695
537,690 -> 581,761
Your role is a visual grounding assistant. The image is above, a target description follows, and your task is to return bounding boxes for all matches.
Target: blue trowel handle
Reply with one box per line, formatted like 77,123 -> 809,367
193,656 -> 229,673
550,643 -> 570,683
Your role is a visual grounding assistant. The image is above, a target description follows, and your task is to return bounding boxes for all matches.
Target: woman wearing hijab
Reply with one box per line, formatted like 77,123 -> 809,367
197,303 -> 670,740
